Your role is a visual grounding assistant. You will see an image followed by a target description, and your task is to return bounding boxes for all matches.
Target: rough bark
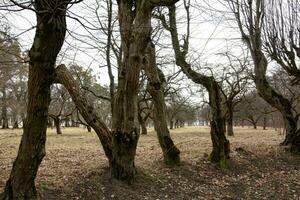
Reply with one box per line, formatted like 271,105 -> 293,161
2,1 -> 70,199
166,5 -> 230,167
54,65 -> 113,165
144,42 -> 180,166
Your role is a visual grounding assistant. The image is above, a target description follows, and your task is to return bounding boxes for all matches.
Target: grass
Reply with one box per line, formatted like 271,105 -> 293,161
0,126 -> 300,199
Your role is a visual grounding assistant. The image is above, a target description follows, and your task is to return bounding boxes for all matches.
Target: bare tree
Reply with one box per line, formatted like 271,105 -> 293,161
229,0 -> 300,152
158,2 -> 230,167
219,50 -> 249,135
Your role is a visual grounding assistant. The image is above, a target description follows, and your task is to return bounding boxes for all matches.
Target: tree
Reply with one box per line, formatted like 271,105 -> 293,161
219,50 -> 249,135
2,1 -> 72,199
110,0 -> 178,183
158,1 -> 230,167
264,0 -> 300,85
49,85 -> 74,134
0,31 -> 23,129
229,0 -> 300,153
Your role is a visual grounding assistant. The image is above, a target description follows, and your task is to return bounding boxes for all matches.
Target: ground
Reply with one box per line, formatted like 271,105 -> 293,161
0,126 -> 300,200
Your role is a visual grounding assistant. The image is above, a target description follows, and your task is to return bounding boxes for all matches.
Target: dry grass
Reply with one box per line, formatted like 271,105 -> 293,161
1,126 -> 300,199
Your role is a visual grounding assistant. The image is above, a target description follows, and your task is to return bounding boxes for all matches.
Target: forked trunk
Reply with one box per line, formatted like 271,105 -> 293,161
167,5 -> 230,167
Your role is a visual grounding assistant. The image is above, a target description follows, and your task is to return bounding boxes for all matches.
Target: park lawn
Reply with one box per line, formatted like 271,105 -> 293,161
0,126 -> 300,200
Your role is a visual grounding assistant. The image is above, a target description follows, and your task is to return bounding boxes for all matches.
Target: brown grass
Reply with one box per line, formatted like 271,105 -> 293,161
1,126 -> 300,199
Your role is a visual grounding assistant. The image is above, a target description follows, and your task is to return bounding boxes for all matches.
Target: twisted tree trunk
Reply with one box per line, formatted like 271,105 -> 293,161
2,1 -> 70,198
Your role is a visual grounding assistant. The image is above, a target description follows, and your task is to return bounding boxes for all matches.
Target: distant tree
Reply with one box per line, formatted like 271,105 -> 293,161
219,50 -> 250,135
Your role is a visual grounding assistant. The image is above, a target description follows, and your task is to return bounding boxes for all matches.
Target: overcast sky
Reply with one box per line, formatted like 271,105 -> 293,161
0,0 -> 242,87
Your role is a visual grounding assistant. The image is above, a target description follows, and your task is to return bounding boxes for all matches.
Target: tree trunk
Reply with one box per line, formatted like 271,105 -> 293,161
263,116 -> 267,130
55,65 -> 113,164
138,113 -> 147,135
87,126 -> 92,132
226,105 -> 234,136
2,1 -> 70,198
144,42 -> 180,166
1,86 -> 9,129
109,0 -> 155,184
208,81 -> 230,168
253,123 -> 257,129
234,3 -> 300,152
170,120 -> 174,129
54,117 -> 62,135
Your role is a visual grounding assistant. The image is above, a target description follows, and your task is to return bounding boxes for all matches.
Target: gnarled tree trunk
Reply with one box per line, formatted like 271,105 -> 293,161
2,1 -> 70,198
144,42 -> 180,166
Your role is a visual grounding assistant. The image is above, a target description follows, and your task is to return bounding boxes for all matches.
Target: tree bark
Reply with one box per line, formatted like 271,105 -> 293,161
2,1 -> 70,198
144,42 -> 180,166
207,81 -> 230,168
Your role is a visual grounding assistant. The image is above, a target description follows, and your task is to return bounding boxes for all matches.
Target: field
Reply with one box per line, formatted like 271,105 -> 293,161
0,127 -> 300,200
